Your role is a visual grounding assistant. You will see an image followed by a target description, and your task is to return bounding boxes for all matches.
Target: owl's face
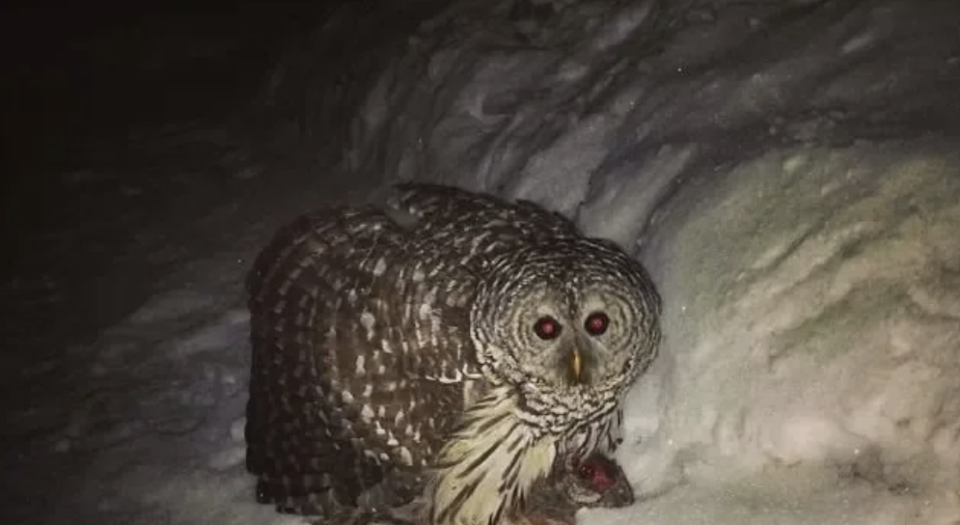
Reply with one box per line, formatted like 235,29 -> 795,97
504,282 -> 638,391
470,240 -> 661,404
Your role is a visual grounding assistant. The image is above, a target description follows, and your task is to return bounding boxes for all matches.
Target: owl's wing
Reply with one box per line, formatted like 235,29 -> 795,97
246,206 -> 479,515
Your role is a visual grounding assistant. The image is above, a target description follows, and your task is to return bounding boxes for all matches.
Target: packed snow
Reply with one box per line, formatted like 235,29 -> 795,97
5,0 -> 959,524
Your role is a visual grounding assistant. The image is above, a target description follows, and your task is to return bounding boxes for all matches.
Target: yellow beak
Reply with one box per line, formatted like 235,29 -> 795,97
571,347 -> 583,383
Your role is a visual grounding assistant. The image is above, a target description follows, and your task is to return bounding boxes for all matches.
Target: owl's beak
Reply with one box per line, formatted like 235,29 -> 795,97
570,347 -> 585,384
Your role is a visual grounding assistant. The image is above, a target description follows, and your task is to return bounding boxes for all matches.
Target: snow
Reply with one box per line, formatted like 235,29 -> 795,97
609,143 -> 960,524
5,0 -> 960,524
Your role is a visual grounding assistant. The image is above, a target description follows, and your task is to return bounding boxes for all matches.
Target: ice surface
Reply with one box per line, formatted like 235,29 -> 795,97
7,0 -> 960,524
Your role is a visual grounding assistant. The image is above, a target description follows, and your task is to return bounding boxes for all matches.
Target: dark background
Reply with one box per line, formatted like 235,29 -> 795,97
0,2 -> 322,358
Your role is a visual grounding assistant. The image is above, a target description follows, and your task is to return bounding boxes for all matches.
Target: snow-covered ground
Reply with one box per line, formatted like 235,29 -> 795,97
4,1 -> 959,524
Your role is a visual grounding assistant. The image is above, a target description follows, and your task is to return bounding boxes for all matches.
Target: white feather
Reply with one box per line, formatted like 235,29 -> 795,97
428,386 -> 558,525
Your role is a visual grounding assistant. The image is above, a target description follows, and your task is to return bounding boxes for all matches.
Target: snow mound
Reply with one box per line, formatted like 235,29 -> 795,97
618,142 -> 960,524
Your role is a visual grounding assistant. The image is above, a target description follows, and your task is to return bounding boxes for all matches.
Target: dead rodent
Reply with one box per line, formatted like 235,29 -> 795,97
518,451 -> 635,525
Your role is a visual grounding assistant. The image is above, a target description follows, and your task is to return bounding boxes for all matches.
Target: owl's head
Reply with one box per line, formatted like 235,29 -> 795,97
469,237 -> 661,419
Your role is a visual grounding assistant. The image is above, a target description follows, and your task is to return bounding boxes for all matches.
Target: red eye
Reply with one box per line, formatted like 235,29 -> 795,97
533,316 -> 561,340
584,312 -> 609,335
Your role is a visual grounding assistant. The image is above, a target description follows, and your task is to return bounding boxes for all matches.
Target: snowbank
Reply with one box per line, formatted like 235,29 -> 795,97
616,142 -> 960,524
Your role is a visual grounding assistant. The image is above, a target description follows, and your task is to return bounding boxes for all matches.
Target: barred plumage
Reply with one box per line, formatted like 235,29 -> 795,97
244,183 -> 661,524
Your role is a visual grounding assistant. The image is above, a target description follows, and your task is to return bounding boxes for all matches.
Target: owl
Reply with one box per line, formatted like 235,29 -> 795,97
244,183 -> 661,525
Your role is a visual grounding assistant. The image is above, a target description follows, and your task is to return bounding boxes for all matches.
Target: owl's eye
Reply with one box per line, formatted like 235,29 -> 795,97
577,462 -> 597,479
533,316 -> 561,340
584,311 -> 609,335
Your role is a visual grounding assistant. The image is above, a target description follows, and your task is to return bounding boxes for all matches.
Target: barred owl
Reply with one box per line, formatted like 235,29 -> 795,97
245,183 -> 661,525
